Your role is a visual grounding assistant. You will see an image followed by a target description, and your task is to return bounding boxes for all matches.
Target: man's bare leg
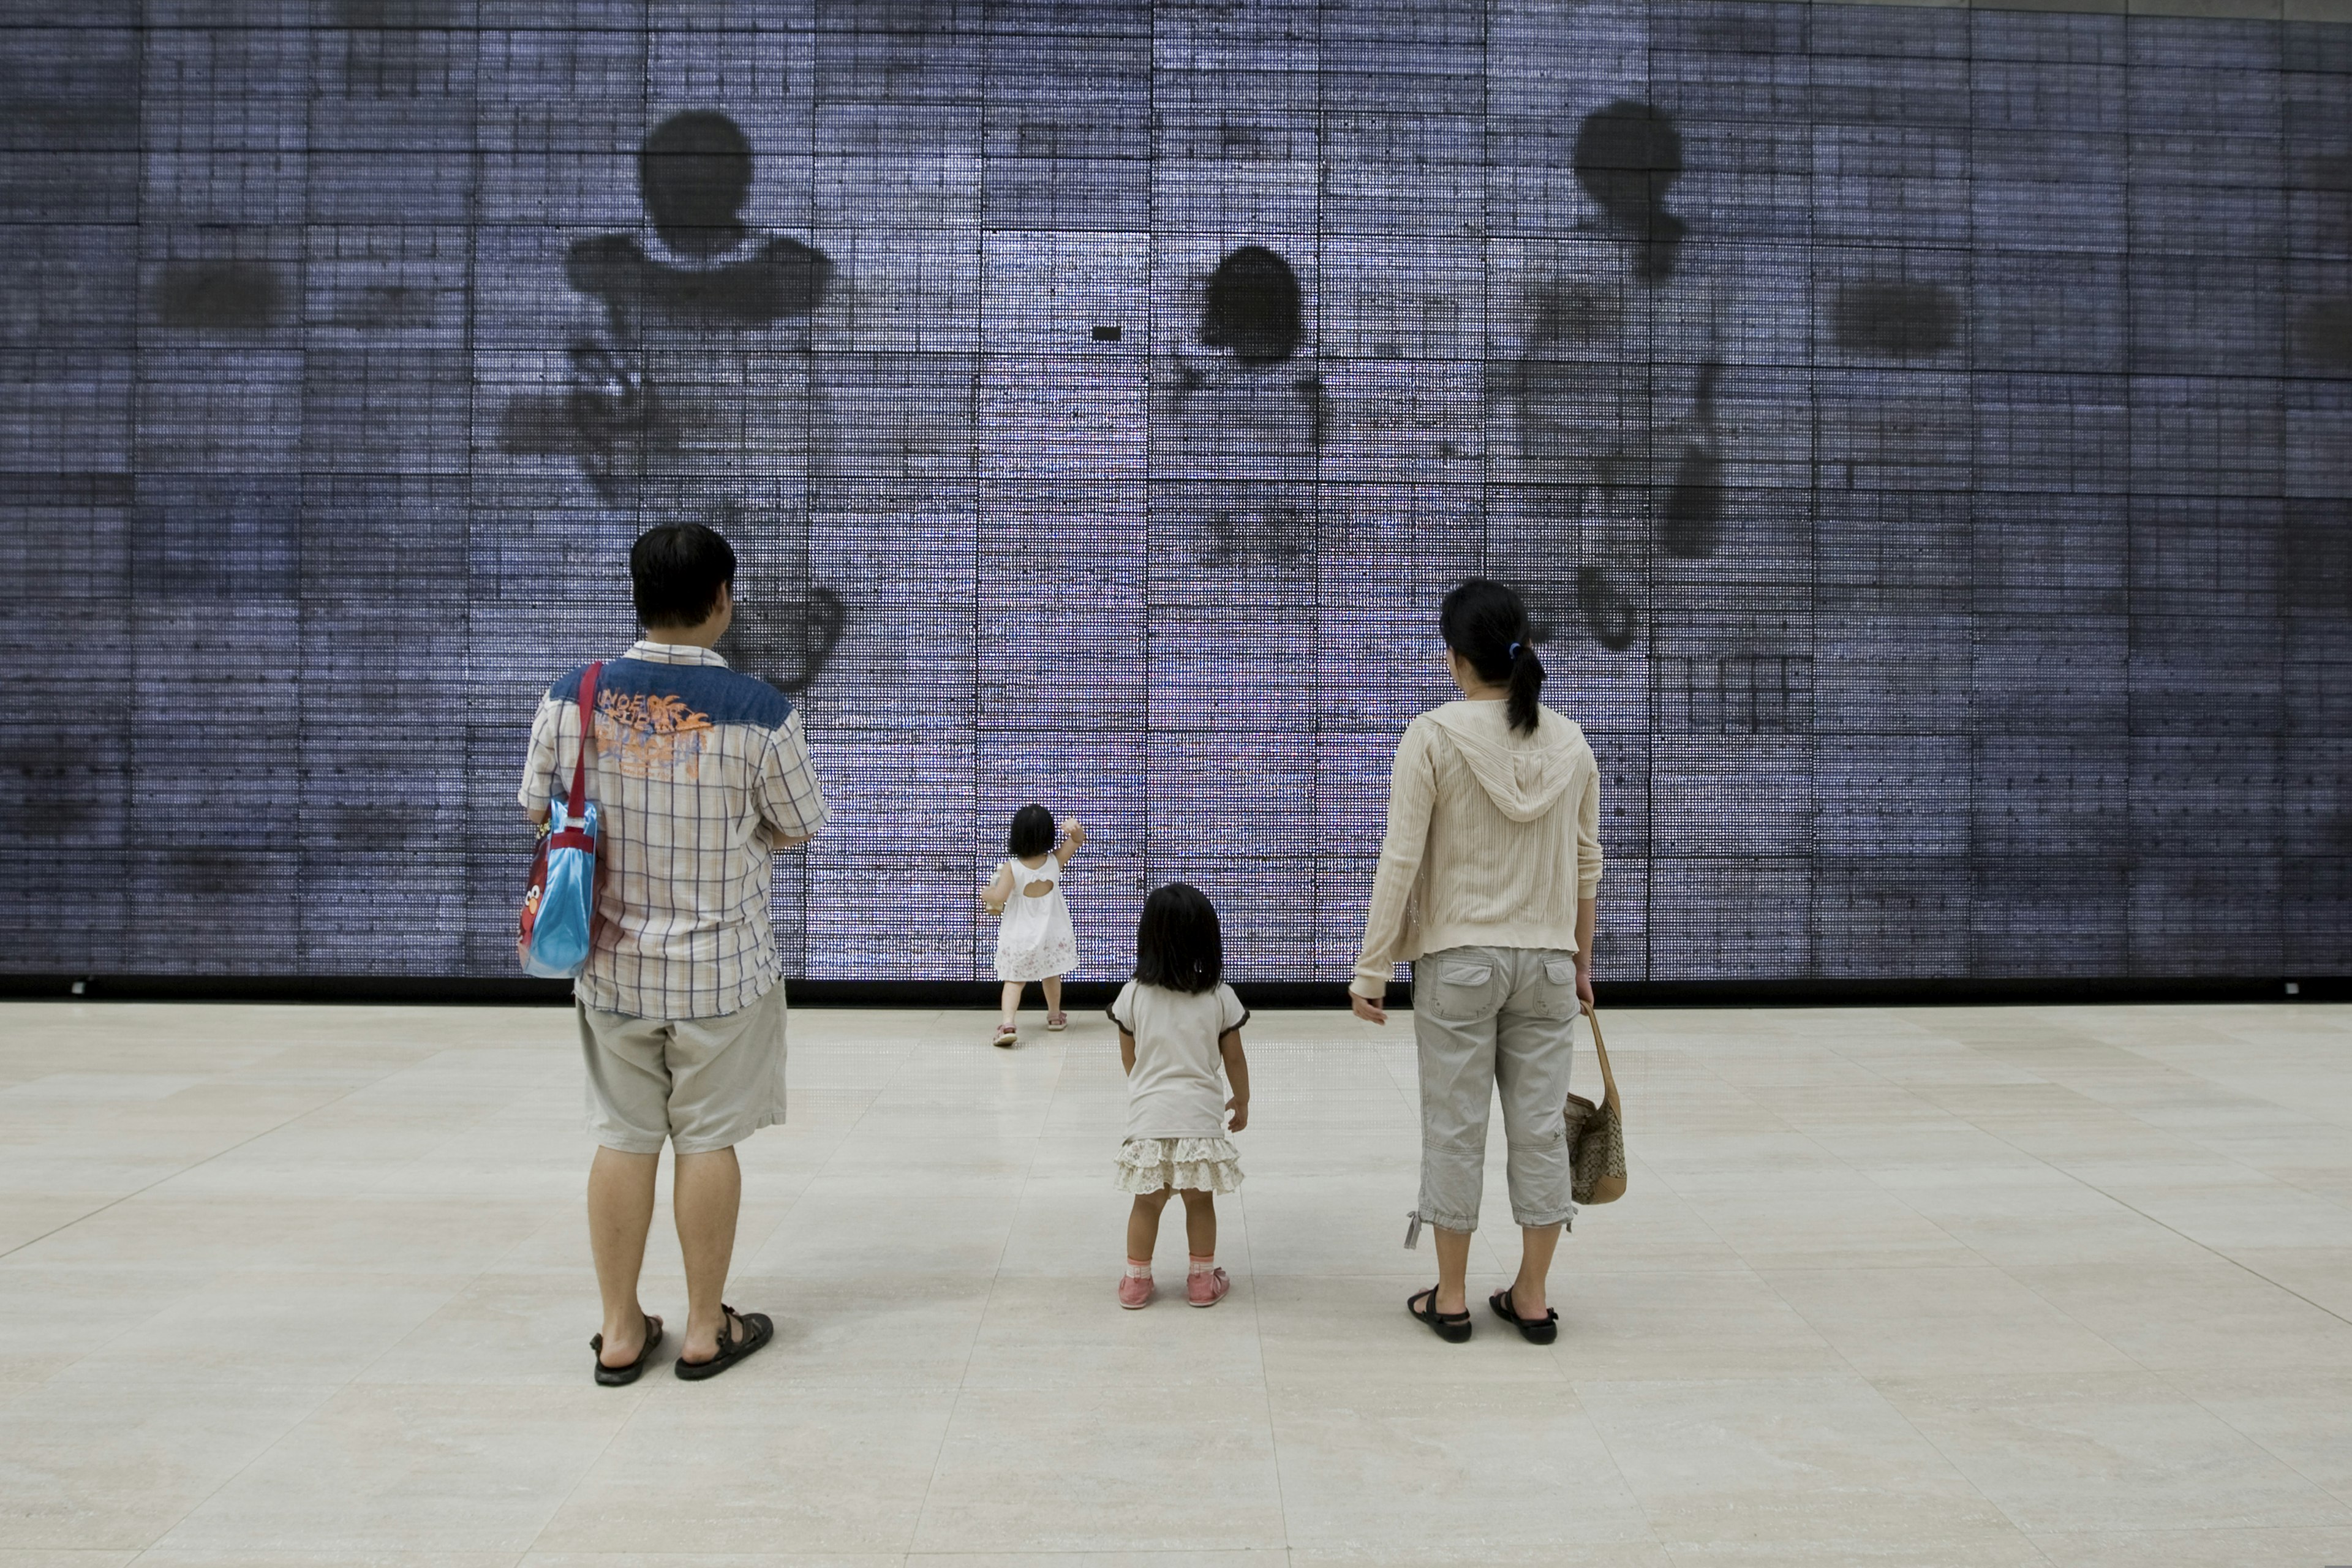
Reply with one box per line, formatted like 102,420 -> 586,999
674,1145 -> 744,1363
1431,1223 -> 1473,1316
589,1146 -> 660,1366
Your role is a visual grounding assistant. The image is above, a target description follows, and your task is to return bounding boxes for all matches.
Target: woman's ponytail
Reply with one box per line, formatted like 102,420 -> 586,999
1506,641 -> 1545,735
1439,577 -> 1547,735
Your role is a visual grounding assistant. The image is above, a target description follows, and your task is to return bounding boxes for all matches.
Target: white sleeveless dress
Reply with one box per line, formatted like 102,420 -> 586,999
993,852 -> 1079,982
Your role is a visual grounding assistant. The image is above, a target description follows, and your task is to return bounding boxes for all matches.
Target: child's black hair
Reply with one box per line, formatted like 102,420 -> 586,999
1006,803 -> 1057,858
1439,577 -> 1547,735
1133,881 -> 1223,995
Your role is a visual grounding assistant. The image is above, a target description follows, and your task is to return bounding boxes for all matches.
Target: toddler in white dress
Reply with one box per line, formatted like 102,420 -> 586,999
1106,882 -> 1252,1310
980,804 -> 1084,1047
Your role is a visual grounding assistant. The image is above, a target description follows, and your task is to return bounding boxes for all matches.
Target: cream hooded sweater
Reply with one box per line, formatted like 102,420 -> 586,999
1350,699 -> 1603,998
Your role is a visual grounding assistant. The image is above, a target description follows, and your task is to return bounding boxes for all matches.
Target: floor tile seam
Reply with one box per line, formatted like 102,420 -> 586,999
2153,1368 -> 2352,1512
1852,1032 -> 2352,1328
522,1381 -> 665,1561
337,1202 -> 549,1384
1371,1033 -> 1419,1110
1830,1081 -> 2153,1291
2106,1041 -> 2352,1112
1522,1303 -> 1674,1562
804,1024 -> 934,1191
2095,1096 -> 2342,1188
1235,1186 -> 1297,1560
1653,1539 -> 2052,1568
119,1377 -> 349,1561
1831,1380 -> 2054,1550
1987,1175 -> 2283,1387
0,1060 -> 431,1264
2266,1166 -> 2352,1212
1962,1113 -> 2352,1332
1731,1248 -> 2043,1544
341,1098 -> 570,1208
1831,1038 -> 2080,1183
2019,1523 -> 2352,1555
901,1036 -> 1072,1556
1580,1152 -> 1942,1536
1639,1060 -> 1932,1254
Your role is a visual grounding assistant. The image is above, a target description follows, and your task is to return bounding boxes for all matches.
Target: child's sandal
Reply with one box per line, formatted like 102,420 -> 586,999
1046,1011 -> 1068,1032
992,1023 -> 1019,1049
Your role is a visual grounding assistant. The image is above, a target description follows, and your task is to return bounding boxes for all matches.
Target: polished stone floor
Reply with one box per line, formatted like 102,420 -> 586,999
1,1000 -> 2348,1567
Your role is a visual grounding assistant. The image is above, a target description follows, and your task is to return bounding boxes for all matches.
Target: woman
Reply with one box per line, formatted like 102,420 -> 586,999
1350,578 -> 1604,1344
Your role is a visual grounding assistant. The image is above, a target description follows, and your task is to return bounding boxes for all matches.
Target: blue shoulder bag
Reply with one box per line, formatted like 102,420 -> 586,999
518,661 -> 605,978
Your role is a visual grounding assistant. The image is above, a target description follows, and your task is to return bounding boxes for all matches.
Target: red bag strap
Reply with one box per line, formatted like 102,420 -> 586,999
567,661 -> 603,814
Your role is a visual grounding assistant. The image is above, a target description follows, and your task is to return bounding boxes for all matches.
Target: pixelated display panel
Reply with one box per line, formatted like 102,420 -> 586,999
4,0 -> 2349,984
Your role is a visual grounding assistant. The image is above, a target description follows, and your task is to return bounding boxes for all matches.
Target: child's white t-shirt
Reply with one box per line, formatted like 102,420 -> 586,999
1107,980 -> 1249,1141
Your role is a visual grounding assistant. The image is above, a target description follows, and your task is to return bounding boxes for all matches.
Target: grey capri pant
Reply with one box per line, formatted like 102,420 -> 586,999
1412,944 -> 1580,1232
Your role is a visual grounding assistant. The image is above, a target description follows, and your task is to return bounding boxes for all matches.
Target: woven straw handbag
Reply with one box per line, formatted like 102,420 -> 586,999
1560,1005 -> 1626,1205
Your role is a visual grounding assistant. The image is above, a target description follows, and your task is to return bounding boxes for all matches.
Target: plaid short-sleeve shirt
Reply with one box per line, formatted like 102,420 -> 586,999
520,641 -> 828,1020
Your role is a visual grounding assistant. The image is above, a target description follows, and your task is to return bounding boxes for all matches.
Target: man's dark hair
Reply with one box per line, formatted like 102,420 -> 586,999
1006,803 -> 1057,858
631,522 -> 736,628
1133,881 -> 1223,995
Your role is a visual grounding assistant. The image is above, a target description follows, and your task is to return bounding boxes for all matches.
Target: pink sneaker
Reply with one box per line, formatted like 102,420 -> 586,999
1117,1272 -> 1155,1310
1186,1267 -> 1231,1308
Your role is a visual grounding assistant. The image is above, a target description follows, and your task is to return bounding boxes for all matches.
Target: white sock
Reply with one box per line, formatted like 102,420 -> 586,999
1188,1253 -> 1215,1276
1125,1259 -> 1152,1280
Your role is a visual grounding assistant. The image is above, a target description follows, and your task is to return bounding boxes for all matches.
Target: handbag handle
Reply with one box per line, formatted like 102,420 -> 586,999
1585,1003 -> 1621,1113
565,662 -> 603,816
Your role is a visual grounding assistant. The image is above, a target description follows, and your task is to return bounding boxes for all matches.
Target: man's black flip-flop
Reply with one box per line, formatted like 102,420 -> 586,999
590,1312 -> 664,1386
1408,1285 -> 1472,1344
674,1305 -> 773,1381
1490,1286 -> 1559,1345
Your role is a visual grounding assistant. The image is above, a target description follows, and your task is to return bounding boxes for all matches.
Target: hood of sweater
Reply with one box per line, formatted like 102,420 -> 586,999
1423,701 -> 1586,824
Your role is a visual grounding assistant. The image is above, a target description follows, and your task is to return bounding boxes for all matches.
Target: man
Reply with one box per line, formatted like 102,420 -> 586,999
521,522 -> 827,1384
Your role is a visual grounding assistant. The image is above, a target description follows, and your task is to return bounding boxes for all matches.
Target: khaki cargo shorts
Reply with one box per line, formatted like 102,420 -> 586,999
576,979 -> 788,1155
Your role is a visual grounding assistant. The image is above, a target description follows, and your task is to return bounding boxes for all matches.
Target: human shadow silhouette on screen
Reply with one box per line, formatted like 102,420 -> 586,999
1157,244 -> 1330,565
502,110 -> 843,693
1502,99 -> 1728,653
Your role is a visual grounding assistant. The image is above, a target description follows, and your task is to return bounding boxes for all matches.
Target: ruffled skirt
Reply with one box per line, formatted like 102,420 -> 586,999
993,931 -> 1077,982
1113,1136 -> 1244,1194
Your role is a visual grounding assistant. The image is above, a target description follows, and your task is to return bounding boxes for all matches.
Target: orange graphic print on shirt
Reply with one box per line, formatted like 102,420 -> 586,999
594,688 -> 715,779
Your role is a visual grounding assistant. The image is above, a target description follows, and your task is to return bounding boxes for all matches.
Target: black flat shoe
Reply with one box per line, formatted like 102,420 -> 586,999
590,1312 -> 663,1386
1490,1286 -> 1559,1345
674,1305 -> 773,1381
1408,1285 -> 1472,1344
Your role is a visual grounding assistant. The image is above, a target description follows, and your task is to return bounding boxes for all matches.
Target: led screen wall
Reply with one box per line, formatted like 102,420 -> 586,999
4,0 -> 2348,984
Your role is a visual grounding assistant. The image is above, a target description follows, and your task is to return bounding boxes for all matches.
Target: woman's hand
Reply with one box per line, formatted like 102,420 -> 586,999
1575,960 -> 1595,1013
1350,990 -> 1387,1026
1226,1096 -> 1249,1133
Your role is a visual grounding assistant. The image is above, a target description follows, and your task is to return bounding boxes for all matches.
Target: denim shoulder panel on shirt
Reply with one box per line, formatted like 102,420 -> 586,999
543,659 -> 796,733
